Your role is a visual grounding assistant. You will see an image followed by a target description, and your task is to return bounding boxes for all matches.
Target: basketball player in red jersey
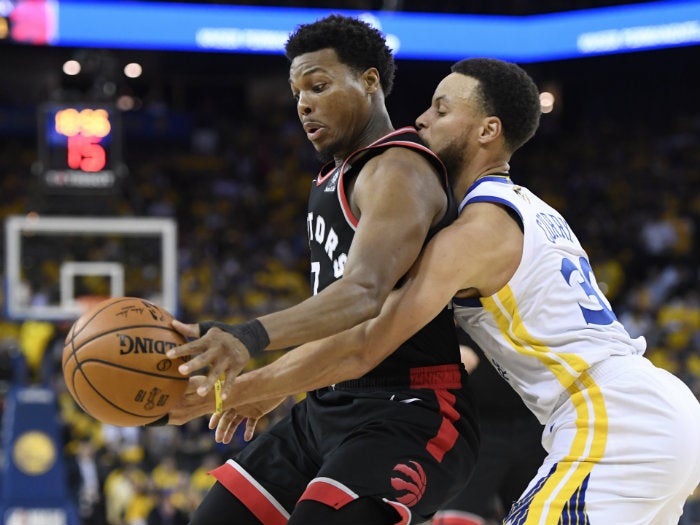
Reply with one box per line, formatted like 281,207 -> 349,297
167,15 -> 479,525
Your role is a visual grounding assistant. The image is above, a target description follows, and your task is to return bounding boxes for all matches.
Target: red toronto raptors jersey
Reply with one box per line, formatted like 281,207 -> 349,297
307,127 -> 461,379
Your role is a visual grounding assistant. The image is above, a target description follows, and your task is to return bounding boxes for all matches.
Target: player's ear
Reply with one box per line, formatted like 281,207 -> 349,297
363,67 -> 381,94
479,116 -> 502,144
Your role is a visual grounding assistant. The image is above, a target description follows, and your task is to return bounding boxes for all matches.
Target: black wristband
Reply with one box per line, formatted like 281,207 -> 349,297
145,414 -> 169,427
198,319 -> 270,358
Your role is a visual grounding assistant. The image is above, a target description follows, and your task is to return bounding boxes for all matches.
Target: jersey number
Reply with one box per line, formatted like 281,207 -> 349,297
310,261 -> 320,295
560,256 -> 617,325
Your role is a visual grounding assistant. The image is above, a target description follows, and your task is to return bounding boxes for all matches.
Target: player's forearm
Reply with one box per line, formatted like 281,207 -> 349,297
225,330 -> 371,406
258,276 -> 386,350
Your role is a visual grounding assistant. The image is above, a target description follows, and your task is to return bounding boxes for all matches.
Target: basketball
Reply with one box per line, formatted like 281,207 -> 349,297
62,296 -> 189,427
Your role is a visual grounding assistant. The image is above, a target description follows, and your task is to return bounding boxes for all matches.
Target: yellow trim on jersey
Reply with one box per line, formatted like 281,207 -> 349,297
482,286 -> 590,389
527,373 -> 607,524
481,286 -> 608,524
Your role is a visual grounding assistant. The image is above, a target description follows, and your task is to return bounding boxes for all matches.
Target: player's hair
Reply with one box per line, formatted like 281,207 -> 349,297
285,14 -> 396,97
451,58 -> 541,153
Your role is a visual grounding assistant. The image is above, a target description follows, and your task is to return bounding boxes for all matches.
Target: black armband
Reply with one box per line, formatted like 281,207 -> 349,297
199,319 -> 270,357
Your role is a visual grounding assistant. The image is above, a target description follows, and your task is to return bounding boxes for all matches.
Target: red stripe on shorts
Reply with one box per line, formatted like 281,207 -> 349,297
298,477 -> 358,509
425,389 -> 460,462
409,364 -> 462,389
432,510 -> 485,525
210,460 -> 289,525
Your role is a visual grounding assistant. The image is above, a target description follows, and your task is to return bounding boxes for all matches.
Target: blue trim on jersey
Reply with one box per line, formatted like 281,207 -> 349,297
505,465 -> 553,525
561,474 -> 591,525
475,175 -> 514,185
458,195 -> 524,223
503,464 -> 591,525
462,174 -> 513,199
452,296 -> 481,308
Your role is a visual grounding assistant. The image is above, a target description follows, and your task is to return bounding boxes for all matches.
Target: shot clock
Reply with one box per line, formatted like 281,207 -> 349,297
36,103 -> 125,194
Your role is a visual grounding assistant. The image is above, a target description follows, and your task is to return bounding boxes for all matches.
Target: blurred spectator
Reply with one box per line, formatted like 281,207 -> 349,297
66,437 -> 107,525
103,461 -> 150,525
146,490 -> 189,525
189,453 -> 220,501
151,456 -> 181,492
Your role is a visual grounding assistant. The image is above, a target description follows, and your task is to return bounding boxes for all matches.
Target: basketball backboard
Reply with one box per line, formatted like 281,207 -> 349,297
4,215 -> 177,321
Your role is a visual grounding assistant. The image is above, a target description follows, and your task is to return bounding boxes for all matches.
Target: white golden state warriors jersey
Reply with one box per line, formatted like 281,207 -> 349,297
452,176 -> 646,423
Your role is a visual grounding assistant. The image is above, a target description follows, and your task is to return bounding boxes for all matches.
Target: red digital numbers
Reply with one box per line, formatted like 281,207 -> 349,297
54,108 -> 111,172
67,134 -> 106,172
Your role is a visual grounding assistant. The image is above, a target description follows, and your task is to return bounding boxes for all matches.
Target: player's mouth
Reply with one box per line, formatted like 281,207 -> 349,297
303,121 -> 325,141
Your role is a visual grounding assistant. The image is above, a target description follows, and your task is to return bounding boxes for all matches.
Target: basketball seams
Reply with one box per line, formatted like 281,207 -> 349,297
63,296 -> 165,368
69,324 -> 185,357
69,362 -> 161,424
61,296 -> 187,426
77,358 -> 189,380
68,359 -> 186,425
62,324 -> 184,371
66,296 -> 139,343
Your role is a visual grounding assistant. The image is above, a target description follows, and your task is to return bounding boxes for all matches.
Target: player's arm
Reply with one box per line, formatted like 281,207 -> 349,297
216,212 -> 481,404
169,148 -> 448,395
210,202 -> 521,429
258,148 -> 448,348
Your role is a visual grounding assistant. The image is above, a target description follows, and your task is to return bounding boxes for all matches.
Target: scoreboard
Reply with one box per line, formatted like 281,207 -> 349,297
37,103 -> 125,194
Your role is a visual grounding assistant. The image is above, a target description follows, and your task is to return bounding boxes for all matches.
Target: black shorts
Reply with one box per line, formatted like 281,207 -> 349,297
210,383 -> 479,524
435,415 -> 545,520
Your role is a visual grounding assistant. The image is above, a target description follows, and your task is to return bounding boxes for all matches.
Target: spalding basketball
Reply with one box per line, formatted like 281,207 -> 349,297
62,296 -> 189,427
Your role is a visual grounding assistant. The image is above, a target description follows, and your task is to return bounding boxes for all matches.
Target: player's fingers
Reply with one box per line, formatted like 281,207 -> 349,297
173,341 -> 220,375
195,372 -> 220,397
217,417 -> 232,444
215,411 -> 238,443
167,338 -> 207,361
171,319 -> 200,339
187,375 -> 208,395
244,418 -> 258,442
220,369 -> 241,401
223,415 -> 243,444
198,356 -> 232,397
214,414 -> 228,442
209,411 -> 221,430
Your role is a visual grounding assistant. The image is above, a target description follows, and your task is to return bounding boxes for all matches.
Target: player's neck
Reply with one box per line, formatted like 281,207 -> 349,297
455,161 -> 510,200
334,116 -> 394,165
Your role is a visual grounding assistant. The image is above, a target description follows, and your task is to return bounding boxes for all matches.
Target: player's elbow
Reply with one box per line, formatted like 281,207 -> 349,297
341,349 -> 381,381
355,294 -> 383,322
345,326 -> 389,379
344,278 -> 387,322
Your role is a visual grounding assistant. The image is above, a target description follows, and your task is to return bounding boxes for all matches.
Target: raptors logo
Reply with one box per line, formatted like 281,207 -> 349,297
390,460 -> 427,507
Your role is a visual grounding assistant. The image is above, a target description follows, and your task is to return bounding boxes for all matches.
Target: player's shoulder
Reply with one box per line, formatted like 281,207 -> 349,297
376,128 -> 439,164
350,127 -> 446,193
357,146 -> 443,192
355,126 -> 437,163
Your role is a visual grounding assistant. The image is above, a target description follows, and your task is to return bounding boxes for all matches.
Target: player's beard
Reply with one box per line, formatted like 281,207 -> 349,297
315,134 -> 348,164
316,148 -> 334,164
316,141 -> 340,164
435,141 -> 466,190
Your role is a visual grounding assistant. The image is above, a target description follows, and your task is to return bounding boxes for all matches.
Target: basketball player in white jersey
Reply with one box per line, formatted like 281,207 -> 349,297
202,58 -> 700,524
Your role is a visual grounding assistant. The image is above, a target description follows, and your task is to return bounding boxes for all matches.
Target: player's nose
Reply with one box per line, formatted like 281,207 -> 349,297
415,110 -> 429,130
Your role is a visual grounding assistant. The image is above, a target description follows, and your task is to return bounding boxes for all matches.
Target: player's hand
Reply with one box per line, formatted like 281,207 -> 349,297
168,321 -> 250,399
171,319 -> 200,339
167,376 -> 214,425
209,397 -> 287,444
